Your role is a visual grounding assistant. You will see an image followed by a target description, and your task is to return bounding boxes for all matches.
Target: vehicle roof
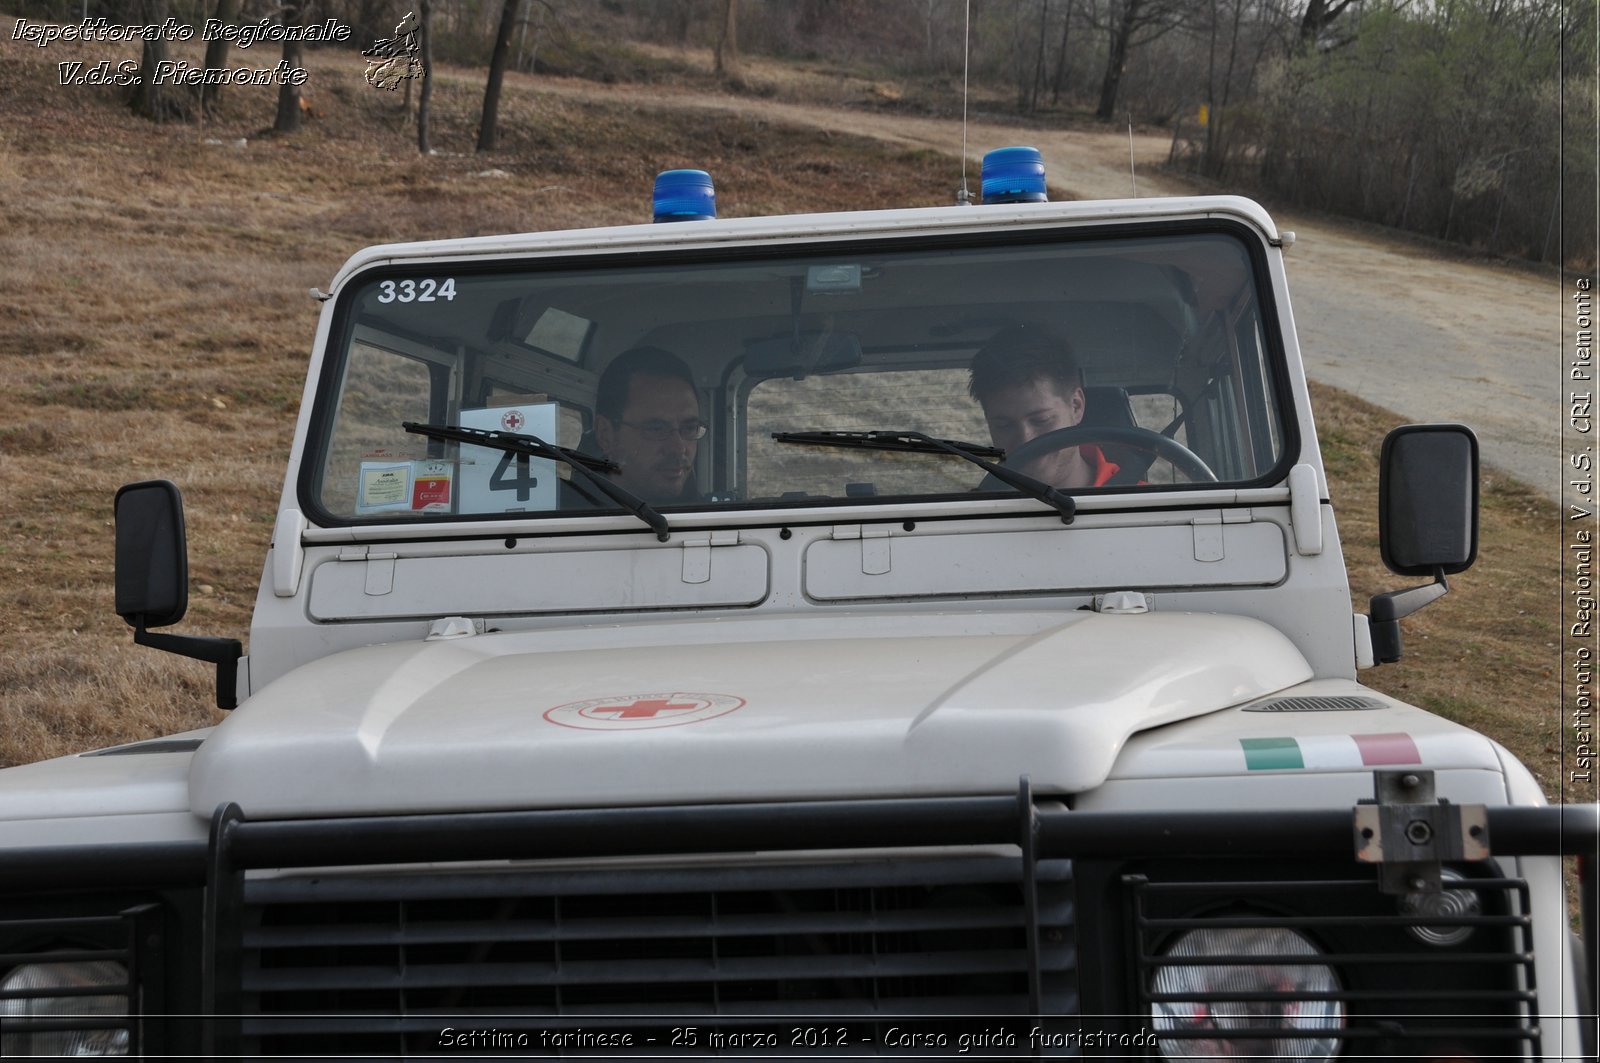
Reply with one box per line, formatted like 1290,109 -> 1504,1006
325,195 -> 1283,290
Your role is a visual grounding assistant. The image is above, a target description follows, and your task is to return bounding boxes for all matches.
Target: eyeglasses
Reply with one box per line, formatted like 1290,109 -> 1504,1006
619,419 -> 707,442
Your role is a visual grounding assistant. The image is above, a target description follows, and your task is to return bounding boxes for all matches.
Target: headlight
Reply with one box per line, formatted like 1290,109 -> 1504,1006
1400,867 -> 1481,946
0,959 -> 130,1057
1150,926 -> 1343,1061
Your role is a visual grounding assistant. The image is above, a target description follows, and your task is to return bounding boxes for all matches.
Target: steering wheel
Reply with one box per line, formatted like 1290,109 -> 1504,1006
981,424 -> 1218,489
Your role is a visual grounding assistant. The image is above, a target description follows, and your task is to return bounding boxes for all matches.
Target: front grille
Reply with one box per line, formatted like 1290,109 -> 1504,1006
1129,870 -> 1539,1058
232,855 -> 1076,1056
195,794 -> 1593,1057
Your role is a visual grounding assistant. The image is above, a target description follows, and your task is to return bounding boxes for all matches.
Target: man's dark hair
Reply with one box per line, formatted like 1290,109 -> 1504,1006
595,346 -> 697,421
968,326 -> 1082,406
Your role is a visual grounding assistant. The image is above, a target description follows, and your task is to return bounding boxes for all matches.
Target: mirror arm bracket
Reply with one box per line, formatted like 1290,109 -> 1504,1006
133,623 -> 243,711
1367,566 -> 1449,665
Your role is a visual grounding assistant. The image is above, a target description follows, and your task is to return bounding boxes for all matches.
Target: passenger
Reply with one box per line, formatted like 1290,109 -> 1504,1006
968,328 -> 1121,489
591,346 -> 706,503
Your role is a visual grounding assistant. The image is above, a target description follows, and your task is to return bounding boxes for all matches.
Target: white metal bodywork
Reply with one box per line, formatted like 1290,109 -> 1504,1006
2,193 -> 1585,1058
190,609 -> 1313,818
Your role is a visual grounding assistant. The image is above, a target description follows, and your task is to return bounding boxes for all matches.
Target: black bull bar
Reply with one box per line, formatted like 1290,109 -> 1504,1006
4,786 -> 1598,938
3,781 -> 1597,1057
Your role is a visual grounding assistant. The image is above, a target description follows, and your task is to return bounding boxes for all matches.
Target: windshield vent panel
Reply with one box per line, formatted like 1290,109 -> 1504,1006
1242,696 -> 1385,713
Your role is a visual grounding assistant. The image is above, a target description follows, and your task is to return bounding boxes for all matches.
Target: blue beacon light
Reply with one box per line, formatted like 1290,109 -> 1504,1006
652,169 -> 717,222
980,146 -> 1048,204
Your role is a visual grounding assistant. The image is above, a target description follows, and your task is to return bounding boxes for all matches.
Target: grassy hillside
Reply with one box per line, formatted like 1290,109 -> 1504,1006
0,24 -> 1568,803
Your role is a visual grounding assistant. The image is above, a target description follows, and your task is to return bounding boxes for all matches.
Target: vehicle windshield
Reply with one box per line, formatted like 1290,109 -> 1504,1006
305,225 -> 1289,524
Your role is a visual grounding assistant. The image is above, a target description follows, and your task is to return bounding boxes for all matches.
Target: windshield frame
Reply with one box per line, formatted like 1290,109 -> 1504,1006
296,217 -> 1301,532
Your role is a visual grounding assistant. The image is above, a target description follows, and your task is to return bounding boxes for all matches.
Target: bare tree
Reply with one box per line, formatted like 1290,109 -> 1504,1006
1051,0 -> 1077,102
517,0 -> 552,71
349,0 -> 393,50
273,1 -> 304,133
478,0 -> 520,152
199,0 -> 239,117
417,0 -> 434,154
1093,0 -> 1188,120
128,0 -> 184,120
651,0 -> 699,45
713,0 -> 738,75
1198,0 -> 1248,174
1296,0 -> 1360,52
1022,0 -> 1050,111
923,0 -> 941,68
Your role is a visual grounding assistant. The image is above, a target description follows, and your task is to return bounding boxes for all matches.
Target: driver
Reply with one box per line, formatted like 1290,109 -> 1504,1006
968,328 -> 1121,488
591,345 -> 705,503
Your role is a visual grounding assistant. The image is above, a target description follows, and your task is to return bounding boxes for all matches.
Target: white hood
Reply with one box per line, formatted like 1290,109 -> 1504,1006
190,610 -> 1312,818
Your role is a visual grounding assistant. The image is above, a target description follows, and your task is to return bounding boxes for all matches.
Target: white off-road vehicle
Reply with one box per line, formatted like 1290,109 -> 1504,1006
2,155 -> 1594,1059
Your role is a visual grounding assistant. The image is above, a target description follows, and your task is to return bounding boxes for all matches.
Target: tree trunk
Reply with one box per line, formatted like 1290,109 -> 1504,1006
417,0 -> 434,154
478,0 -> 519,152
1203,0 -> 1217,171
354,0 -> 389,50
523,1 -> 550,72
669,0 -> 694,44
128,0 -> 179,121
1489,171 -> 1510,253
273,2 -> 304,133
1031,0 -> 1049,111
1398,149 -> 1418,230
713,0 -> 738,76
1094,0 -> 1137,121
1296,0 -> 1355,54
199,0 -> 238,116
1212,0 -> 1244,178
516,0 -> 530,68
1050,0 -> 1073,103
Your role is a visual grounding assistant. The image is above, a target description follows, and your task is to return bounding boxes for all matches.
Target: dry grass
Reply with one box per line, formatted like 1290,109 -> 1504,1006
0,24 -> 1572,809
0,25 -> 957,768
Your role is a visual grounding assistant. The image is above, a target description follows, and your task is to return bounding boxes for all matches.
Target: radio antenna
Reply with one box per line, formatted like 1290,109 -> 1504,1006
957,0 -> 974,205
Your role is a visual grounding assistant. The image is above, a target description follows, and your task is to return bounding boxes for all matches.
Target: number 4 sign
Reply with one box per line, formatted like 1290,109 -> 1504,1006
458,404 -> 559,514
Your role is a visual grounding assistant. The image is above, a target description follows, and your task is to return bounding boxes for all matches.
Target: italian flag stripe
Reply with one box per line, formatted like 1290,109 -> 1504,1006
1352,732 -> 1423,765
1240,736 -> 1303,770
1242,733 -> 1421,771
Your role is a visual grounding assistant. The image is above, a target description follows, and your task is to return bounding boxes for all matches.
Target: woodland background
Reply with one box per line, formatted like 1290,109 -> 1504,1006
10,0 -> 1595,268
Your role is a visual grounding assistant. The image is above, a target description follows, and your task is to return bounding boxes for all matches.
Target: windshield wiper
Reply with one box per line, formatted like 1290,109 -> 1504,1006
402,422 -> 671,541
772,429 -> 1075,524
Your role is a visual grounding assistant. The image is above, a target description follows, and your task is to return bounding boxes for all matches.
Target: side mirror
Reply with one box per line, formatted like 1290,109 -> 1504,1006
1368,424 -> 1479,664
112,480 -> 242,710
114,480 -> 189,629
1379,423 -> 1478,576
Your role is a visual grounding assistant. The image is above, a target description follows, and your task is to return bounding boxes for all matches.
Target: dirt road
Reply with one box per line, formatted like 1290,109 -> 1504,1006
538,78 -> 1566,499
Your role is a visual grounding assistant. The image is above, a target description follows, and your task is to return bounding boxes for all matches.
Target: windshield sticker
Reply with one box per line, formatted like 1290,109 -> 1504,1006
544,692 -> 745,731
1241,733 -> 1422,771
458,403 -> 558,513
356,458 -> 453,514
410,459 -> 452,512
355,460 -> 412,514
